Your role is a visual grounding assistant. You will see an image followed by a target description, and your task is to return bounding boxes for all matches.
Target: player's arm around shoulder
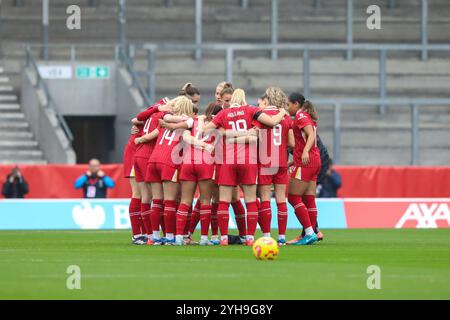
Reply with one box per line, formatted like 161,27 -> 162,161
256,108 -> 287,127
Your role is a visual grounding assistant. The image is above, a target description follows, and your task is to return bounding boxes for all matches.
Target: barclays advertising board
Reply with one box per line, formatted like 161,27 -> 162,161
0,199 -> 346,230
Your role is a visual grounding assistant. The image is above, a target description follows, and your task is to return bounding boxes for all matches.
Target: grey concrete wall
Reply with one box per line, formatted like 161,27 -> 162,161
34,61 -> 144,163
21,68 -> 76,164
113,67 -> 144,163
42,61 -> 118,116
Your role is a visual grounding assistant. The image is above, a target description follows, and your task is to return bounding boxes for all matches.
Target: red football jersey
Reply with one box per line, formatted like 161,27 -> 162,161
183,117 -> 216,165
149,117 -> 194,168
137,98 -> 169,122
135,111 -> 166,159
255,106 -> 292,168
292,110 -> 321,168
125,126 -> 142,154
212,105 -> 261,165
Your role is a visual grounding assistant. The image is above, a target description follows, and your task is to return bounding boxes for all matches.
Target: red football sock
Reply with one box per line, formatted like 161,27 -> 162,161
129,198 -> 142,236
163,200 -> 177,235
150,199 -> 164,234
277,202 -> 288,236
200,204 -> 212,236
259,201 -> 272,234
211,202 -> 219,236
288,194 -> 312,229
303,195 -> 318,230
232,201 -> 247,237
217,201 -> 230,237
141,202 -> 152,235
189,201 -> 201,234
184,206 -> 192,235
176,203 -> 191,236
246,201 -> 259,237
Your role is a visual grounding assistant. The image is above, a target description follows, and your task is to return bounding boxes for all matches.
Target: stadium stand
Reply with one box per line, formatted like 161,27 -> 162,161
0,0 -> 449,165
0,65 -> 46,164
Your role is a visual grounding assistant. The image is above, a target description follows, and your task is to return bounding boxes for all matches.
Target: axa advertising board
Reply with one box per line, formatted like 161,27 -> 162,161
0,199 -> 449,230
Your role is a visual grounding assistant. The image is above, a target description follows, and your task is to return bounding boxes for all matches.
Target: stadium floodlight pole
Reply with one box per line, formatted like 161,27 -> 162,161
194,0 -> 202,60
118,0 -> 127,58
240,0 -> 249,9
225,48 -> 234,83
346,0 -> 353,60
41,0 -> 49,60
410,104 -> 419,165
271,0 -> 279,60
421,0 -> 428,60
333,103 -> 342,164
378,49 -> 387,114
147,48 -> 156,104
387,0 -> 396,9
303,49 -> 310,98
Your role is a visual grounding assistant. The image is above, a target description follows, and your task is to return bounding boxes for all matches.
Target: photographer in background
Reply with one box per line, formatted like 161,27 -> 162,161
74,158 -> 115,198
2,166 -> 29,199
317,159 -> 342,198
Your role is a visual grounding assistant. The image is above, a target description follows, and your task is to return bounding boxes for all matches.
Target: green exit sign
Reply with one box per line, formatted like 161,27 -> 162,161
76,66 -> 110,79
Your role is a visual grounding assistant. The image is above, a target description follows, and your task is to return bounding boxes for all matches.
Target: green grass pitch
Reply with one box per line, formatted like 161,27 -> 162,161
0,229 -> 449,300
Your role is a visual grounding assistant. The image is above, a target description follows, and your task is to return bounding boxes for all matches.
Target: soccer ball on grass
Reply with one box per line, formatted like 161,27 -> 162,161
252,237 -> 279,260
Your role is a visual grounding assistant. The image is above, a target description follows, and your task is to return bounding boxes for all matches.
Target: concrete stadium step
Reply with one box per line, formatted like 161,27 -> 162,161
0,104 -> 21,111
0,77 -> 9,83
0,113 -> 26,121
0,150 -> 44,161
0,85 -> 14,92
0,95 -> 18,102
0,159 -> 48,165
0,131 -> 34,140
0,122 -> 30,130
0,140 -> 39,150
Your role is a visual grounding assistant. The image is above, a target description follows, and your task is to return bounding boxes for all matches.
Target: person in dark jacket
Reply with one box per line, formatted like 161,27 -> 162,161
74,158 -> 115,198
317,160 -> 342,198
2,166 -> 29,199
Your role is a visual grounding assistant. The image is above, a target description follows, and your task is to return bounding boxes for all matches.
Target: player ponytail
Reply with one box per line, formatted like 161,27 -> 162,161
205,102 -> 223,121
179,83 -> 200,98
265,86 -> 288,110
229,88 -> 247,107
302,100 -> 318,121
220,86 -> 234,98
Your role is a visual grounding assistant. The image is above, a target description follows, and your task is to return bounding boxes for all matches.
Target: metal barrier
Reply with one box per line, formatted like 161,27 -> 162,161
148,0 -> 431,62
125,42 -> 450,165
24,41 -> 450,165
133,42 -> 450,108
119,49 -> 152,108
312,98 -> 450,166
25,0 -> 434,62
25,46 -> 74,144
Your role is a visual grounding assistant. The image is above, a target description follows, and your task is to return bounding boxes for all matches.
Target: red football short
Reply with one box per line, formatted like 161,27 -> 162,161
214,164 -> 221,184
123,143 -> 135,178
145,162 -> 179,183
133,157 -> 148,182
258,167 -> 289,185
179,163 -> 215,182
216,163 -> 258,186
289,165 -> 320,182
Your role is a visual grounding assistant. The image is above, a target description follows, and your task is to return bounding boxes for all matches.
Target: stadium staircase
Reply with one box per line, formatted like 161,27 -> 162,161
1,0 -> 449,165
0,65 -> 46,164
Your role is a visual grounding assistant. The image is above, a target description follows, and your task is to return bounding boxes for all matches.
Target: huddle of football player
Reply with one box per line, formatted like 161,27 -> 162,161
123,82 -> 323,246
